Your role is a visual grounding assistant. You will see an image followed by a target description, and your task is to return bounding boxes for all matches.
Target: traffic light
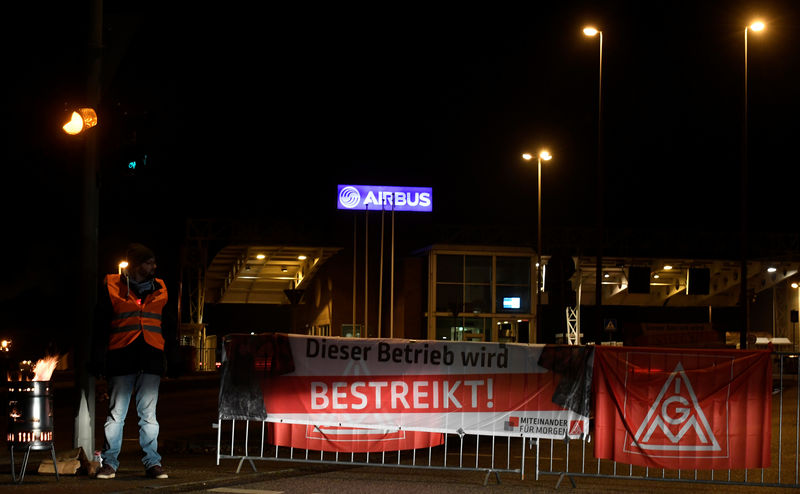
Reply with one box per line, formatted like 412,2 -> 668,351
126,154 -> 148,173
107,105 -> 154,176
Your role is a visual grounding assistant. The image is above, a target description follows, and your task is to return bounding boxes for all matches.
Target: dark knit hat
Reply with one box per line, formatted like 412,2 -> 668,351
126,243 -> 155,267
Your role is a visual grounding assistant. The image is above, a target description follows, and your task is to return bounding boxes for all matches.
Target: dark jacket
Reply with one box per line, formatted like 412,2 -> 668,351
92,275 -> 179,377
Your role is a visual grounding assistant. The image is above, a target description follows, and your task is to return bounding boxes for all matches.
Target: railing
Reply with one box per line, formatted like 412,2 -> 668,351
215,352 -> 800,489
215,420 -> 527,485
535,352 -> 799,489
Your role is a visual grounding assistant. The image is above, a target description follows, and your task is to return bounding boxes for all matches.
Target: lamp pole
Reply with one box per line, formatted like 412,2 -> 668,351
740,20 -> 765,350
583,27 -> 604,339
73,0 -> 103,455
523,150 -> 552,343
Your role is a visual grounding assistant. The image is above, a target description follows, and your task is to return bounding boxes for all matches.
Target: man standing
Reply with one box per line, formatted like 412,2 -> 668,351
93,243 -> 173,479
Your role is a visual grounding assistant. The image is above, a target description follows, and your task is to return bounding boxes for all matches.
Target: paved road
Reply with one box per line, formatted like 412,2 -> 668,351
181,464 -> 800,494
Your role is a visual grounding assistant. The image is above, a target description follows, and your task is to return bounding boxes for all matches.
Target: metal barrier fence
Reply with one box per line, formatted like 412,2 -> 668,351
535,352 -> 799,489
215,421 -> 528,485
215,352 -> 800,489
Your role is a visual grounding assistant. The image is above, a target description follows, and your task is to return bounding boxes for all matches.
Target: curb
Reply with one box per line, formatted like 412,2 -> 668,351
111,468 -> 297,494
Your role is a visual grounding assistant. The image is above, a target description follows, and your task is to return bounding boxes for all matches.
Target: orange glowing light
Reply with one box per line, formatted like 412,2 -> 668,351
62,108 -> 98,135
32,355 -> 60,381
62,112 -> 84,135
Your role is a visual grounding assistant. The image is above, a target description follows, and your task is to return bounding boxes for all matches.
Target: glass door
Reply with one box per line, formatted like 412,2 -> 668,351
493,318 -> 518,343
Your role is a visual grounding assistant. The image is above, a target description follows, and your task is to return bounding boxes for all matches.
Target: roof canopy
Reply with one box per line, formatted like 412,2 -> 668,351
205,245 -> 341,304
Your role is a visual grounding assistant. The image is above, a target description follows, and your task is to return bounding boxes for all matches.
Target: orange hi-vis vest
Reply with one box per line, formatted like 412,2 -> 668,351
105,274 -> 168,351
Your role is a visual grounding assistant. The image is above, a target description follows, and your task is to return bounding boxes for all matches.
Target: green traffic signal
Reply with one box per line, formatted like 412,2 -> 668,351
127,154 -> 147,171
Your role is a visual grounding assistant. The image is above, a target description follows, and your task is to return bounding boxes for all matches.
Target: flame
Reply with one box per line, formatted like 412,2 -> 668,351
32,355 -> 60,381
6,355 -> 62,381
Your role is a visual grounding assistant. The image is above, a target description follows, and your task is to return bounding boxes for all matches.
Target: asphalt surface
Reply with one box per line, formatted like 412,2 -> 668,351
0,371 -> 797,493
177,464 -> 800,494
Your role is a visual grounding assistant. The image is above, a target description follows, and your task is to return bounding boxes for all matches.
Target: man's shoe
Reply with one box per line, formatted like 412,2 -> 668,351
146,465 -> 168,479
95,464 -> 116,479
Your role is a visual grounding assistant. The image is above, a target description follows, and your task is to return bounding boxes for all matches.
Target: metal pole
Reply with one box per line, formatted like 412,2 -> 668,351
353,215 -> 357,333
594,31 -> 604,339
797,289 -> 800,353
365,208 -> 369,337
536,156 -> 542,344
197,258 -> 204,324
740,26 -> 749,350
390,209 -> 395,339
75,0 -> 102,454
378,209 -> 385,338
576,271 -> 582,344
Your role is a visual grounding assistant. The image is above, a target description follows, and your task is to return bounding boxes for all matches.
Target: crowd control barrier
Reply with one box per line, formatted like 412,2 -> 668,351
534,352 -> 799,489
214,333 -> 800,489
216,420 -> 530,485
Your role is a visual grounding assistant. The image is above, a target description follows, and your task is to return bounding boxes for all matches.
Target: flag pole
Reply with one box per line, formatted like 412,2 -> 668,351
390,205 -> 395,339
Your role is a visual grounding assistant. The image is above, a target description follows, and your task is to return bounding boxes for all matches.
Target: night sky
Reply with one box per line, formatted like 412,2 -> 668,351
3,1 -> 800,353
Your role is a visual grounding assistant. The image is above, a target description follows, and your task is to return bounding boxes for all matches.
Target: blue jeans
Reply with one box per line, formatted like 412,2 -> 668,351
101,373 -> 162,470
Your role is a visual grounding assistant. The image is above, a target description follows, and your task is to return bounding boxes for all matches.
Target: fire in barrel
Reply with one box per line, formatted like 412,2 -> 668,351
7,356 -> 60,449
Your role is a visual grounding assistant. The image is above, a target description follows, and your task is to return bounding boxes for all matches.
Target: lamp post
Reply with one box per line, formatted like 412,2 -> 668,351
740,20 -> 765,349
61,0 -> 104,457
522,150 -> 552,343
63,102 -> 101,454
583,26 -> 604,338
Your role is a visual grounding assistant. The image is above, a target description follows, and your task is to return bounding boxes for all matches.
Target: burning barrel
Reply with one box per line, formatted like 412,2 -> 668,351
6,356 -> 60,483
7,380 -> 54,449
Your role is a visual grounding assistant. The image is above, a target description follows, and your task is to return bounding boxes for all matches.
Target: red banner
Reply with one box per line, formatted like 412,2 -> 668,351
220,334 -> 594,453
268,423 -> 444,453
594,346 -> 771,470
255,337 -> 592,439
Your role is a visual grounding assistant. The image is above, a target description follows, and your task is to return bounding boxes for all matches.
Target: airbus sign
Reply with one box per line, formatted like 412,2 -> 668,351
337,185 -> 433,212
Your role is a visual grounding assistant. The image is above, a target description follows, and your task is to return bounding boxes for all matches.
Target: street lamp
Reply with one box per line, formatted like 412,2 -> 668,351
65,0 -> 104,456
63,105 -> 102,455
522,150 -> 552,343
740,20 -> 766,349
62,108 -> 98,135
583,26 -> 604,337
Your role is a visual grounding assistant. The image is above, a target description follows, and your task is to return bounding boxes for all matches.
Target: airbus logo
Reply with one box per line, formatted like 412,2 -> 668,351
336,185 -> 433,212
338,186 -> 361,209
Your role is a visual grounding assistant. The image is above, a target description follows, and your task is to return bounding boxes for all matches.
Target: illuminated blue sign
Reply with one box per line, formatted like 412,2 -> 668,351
503,297 -> 521,309
337,185 -> 433,212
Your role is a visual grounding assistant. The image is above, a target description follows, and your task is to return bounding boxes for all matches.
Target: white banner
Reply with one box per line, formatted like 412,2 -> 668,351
248,335 -> 594,439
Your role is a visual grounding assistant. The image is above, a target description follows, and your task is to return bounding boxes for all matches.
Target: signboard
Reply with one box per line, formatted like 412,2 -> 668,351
593,346 -> 771,470
603,318 -> 617,332
337,184 -> 433,212
219,334 -> 594,446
